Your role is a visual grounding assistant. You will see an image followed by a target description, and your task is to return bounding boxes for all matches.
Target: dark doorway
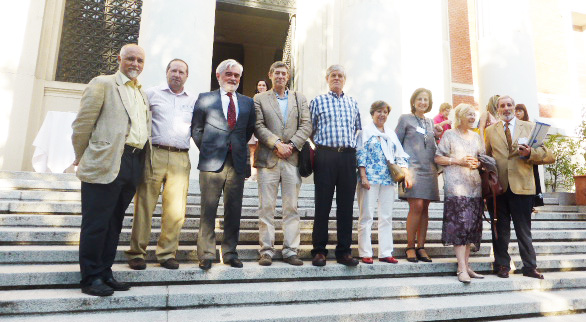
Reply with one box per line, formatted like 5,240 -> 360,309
212,2 -> 290,97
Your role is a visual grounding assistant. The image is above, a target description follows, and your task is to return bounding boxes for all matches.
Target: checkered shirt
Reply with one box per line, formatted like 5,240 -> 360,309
310,91 -> 362,148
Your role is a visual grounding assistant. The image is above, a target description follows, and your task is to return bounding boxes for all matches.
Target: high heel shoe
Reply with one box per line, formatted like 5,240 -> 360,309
405,247 -> 418,263
467,269 -> 484,279
415,247 -> 432,262
457,271 -> 471,283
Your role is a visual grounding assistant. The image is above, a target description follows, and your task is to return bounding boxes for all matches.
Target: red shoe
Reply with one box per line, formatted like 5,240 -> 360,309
361,257 -> 374,264
379,256 -> 399,264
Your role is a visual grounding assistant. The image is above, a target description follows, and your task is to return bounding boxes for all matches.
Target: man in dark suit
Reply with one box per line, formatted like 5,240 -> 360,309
191,59 -> 255,270
72,44 -> 151,296
485,95 -> 553,280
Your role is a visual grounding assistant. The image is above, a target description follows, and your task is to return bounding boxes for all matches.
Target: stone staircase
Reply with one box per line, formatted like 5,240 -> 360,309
1,171 -> 586,321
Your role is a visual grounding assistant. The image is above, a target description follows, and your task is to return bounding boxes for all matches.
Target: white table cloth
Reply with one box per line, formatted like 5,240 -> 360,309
32,111 -> 77,173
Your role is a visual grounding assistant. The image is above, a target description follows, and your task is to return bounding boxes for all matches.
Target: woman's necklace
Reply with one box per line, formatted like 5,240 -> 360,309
414,114 -> 428,148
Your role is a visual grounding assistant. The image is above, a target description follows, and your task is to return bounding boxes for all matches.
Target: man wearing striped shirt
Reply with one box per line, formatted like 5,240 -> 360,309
126,59 -> 194,270
310,64 -> 362,267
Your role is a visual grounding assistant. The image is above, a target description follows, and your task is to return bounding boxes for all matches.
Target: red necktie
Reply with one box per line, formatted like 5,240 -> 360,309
227,92 -> 236,130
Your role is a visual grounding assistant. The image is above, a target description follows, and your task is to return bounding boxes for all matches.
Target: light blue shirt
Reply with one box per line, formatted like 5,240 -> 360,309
276,90 -> 289,124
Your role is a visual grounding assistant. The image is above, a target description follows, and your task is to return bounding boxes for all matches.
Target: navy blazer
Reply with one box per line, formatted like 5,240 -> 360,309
191,89 -> 255,174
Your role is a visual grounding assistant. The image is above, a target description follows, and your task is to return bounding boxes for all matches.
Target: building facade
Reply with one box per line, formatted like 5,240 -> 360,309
1,0 -> 585,173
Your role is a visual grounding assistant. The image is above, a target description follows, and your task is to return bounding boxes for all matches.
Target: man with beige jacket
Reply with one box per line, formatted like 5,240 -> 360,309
254,61 -> 312,266
72,44 -> 151,296
485,95 -> 553,280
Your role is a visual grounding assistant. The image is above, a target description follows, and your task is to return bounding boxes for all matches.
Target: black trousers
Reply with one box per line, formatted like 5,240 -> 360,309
311,148 -> 357,258
487,187 -> 537,272
79,147 -> 144,286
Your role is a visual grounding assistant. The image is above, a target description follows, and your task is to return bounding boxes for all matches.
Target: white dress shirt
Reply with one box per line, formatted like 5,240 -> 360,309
145,84 -> 196,149
220,87 -> 239,120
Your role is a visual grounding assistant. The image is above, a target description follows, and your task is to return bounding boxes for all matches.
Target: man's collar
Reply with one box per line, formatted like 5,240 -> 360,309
274,88 -> 288,99
502,116 -> 517,127
220,87 -> 235,96
328,90 -> 344,98
163,83 -> 188,96
116,70 -> 141,88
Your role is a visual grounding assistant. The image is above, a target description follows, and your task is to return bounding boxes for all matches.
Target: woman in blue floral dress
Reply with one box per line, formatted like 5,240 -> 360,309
434,103 -> 485,283
357,101 -> 411,264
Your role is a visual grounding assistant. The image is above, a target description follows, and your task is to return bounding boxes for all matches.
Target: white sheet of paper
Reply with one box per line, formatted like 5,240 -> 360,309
518,137 -> 528,145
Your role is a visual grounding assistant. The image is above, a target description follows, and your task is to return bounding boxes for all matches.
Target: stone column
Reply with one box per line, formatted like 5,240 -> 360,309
138,0 -> 216,178
295,0 -> 449,129
476,0 -> 539,117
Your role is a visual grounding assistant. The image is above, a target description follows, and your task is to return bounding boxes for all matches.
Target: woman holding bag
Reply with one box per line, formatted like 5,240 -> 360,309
357,101 -> 411,264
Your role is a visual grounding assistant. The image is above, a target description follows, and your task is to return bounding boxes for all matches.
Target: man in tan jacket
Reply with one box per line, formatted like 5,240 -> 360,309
485,95 -> 552,280
72,44 -> 151,296
254,61 -> 312,266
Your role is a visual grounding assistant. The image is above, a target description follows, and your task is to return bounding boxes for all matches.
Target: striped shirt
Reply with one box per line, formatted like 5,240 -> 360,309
145,84 -> 195,149
310,91 -> 362,148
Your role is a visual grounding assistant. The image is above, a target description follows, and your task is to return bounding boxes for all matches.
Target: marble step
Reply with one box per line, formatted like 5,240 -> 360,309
3,227 -> 586,245
0,254 -> 585,288
0,201 -> 580,220
2,241 -> 586,264
1,271 -> 585,316
2,214 -> 586,230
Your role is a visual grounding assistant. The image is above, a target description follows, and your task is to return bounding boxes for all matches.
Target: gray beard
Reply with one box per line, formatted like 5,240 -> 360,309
126,70 -> 140,79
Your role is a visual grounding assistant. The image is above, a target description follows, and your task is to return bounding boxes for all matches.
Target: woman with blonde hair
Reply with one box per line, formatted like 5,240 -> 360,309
478,95 -> 500,139
434,103 -> 486,283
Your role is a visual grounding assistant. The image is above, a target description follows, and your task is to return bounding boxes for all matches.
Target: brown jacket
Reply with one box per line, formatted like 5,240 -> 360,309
485,119 -> 552,195
253,90 -> 312,168
72,72 -> 151,184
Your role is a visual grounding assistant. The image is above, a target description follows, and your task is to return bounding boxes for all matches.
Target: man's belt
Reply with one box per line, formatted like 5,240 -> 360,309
124,144 -> 143,154
316,145 -> 356,153
153,144 -> 189,153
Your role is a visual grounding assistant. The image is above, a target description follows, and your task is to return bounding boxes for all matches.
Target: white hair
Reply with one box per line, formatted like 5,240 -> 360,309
325,64 -> 346,79
216,59 -> 243,75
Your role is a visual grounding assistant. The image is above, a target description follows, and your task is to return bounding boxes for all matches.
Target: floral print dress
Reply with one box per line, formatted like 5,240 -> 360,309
436,129 -> 485,250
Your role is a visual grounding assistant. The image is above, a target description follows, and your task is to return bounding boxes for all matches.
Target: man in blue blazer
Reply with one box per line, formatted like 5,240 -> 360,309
191,59 -> 255,270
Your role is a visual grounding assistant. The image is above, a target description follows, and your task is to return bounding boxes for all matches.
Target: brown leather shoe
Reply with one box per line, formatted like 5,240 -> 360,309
128,258 -> 146,270
160,258 -> 179,270
523,268 -> 544,279
496,266 -> 510,278
312,253 -> 326,267
336,254 -> 359,266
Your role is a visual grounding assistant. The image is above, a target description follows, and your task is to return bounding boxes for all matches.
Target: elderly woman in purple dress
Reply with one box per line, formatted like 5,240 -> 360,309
434,103 -> 485,283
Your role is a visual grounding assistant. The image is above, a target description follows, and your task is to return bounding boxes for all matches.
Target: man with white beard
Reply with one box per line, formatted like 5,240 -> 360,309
485,95 -> 553,280
191,59 -> 256,270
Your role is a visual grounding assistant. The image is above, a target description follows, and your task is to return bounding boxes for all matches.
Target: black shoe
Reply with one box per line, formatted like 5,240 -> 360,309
415,247 -> 432,262
227,258 -> 243,268
405,247 -> 418,263
312,253 -> 326,267
496,266 -> 510,278
199,259 -> 212,270
523,268 -> 544,279
81,278 -> 114,297
336,254 -> 359,266
160,258 -> 180,270
128,258 -> 146,270
104,277 -> 130,291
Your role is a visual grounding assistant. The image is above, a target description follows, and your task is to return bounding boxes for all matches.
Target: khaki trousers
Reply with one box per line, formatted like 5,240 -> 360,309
126,147 -> 190,262
258,159 -> 301,258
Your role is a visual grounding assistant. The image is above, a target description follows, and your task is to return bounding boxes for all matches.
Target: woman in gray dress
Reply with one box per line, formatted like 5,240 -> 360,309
434,103 -> 485,283
395,88 -> 443,262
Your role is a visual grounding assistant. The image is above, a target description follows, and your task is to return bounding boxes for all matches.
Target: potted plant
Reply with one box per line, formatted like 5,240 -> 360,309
544,119 -> 586,205
573,119 -> 586,205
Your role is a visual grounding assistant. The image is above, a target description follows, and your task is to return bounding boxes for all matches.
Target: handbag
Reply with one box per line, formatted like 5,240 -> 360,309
294,92 -> 314,177
478,154 -> 503,238
387,161 -> 405,183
